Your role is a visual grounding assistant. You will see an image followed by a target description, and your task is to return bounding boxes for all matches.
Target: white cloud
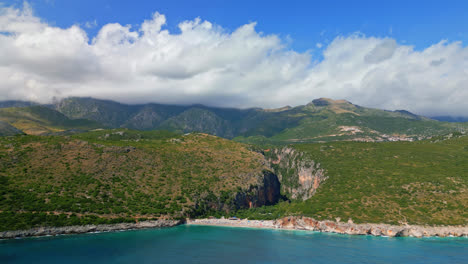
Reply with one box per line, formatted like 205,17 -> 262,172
0,4 -> 468,117
364,39 -> 397,63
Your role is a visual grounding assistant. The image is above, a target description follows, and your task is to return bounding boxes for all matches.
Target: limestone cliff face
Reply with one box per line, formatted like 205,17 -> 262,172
192,170 -> 281,215
192,147 -> 326,216
274,216 -> 468,238
266,147 -> 327,200
234,170 -> 281,209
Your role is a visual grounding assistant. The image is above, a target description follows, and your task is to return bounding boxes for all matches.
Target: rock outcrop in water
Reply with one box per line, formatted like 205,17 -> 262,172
274,216 -> 468,237
266,147 -> 327,200
0,219 -> 183,239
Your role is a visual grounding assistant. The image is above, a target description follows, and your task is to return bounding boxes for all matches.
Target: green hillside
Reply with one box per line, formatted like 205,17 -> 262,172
0,121 -> 24,136
0,130 -> 271,231
54,97 -> 188,128
0,106 -> 103,135
243,133 -> 468,225
235,98 -> 467,144
0,100 -> 37,109
0,130 -> 466,230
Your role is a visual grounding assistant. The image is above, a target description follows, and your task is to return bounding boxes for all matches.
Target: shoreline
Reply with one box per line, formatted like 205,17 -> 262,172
1,217 -> 467,239
187,217 -> 468,238
0,219 -> 183,239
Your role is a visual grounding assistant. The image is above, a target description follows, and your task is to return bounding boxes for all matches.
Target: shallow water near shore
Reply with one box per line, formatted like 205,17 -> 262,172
1,225 -> 467,264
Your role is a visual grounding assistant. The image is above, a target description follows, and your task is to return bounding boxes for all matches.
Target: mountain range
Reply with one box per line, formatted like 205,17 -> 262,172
431,116 -> 468,122
1,97 -> 466,143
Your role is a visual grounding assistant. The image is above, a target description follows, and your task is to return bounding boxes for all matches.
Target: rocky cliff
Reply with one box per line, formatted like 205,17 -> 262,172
233,170 -> 281,208
274,216 -> 468,238
0,219 -> 183,239
266,147 -> 327,200
191,170 -> 281,216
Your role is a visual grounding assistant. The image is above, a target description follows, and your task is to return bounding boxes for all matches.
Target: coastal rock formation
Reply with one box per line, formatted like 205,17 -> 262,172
193,170 -> 281,214
274,216 -> 468,238
267,147 -> 327,200
234,170 -> 281,208
0,219 -> 183,239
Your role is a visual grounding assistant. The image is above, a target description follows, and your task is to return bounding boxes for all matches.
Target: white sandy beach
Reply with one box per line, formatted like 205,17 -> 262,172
187,218 -> 276,229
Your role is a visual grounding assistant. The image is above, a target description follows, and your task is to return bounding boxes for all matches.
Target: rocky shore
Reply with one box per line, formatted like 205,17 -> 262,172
0,219 -> 183,239
188,216 -> 468,238
2,216 -> 467,239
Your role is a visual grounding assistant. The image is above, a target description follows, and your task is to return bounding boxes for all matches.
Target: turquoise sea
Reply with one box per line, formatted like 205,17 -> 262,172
1,225 -> 467,263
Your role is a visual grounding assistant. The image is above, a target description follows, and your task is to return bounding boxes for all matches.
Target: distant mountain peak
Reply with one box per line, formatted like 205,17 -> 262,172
310,98 -> 351,107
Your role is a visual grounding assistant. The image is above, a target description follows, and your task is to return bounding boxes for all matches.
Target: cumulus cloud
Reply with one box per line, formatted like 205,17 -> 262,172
0,4 -> 468,117
364,39 -> 397,63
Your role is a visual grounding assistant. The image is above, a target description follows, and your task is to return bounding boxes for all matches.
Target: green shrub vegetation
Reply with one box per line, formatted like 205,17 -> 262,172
275,134 -> 468,225
0,128 -> 466,231
0,130 -> 267,231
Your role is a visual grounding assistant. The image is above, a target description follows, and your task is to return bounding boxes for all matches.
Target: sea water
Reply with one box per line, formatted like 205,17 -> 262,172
1,225 -> 467,263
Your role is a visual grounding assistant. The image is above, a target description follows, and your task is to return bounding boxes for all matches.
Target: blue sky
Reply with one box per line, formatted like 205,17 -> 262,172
1,0 -> 468,116
4,0 -> 468,52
